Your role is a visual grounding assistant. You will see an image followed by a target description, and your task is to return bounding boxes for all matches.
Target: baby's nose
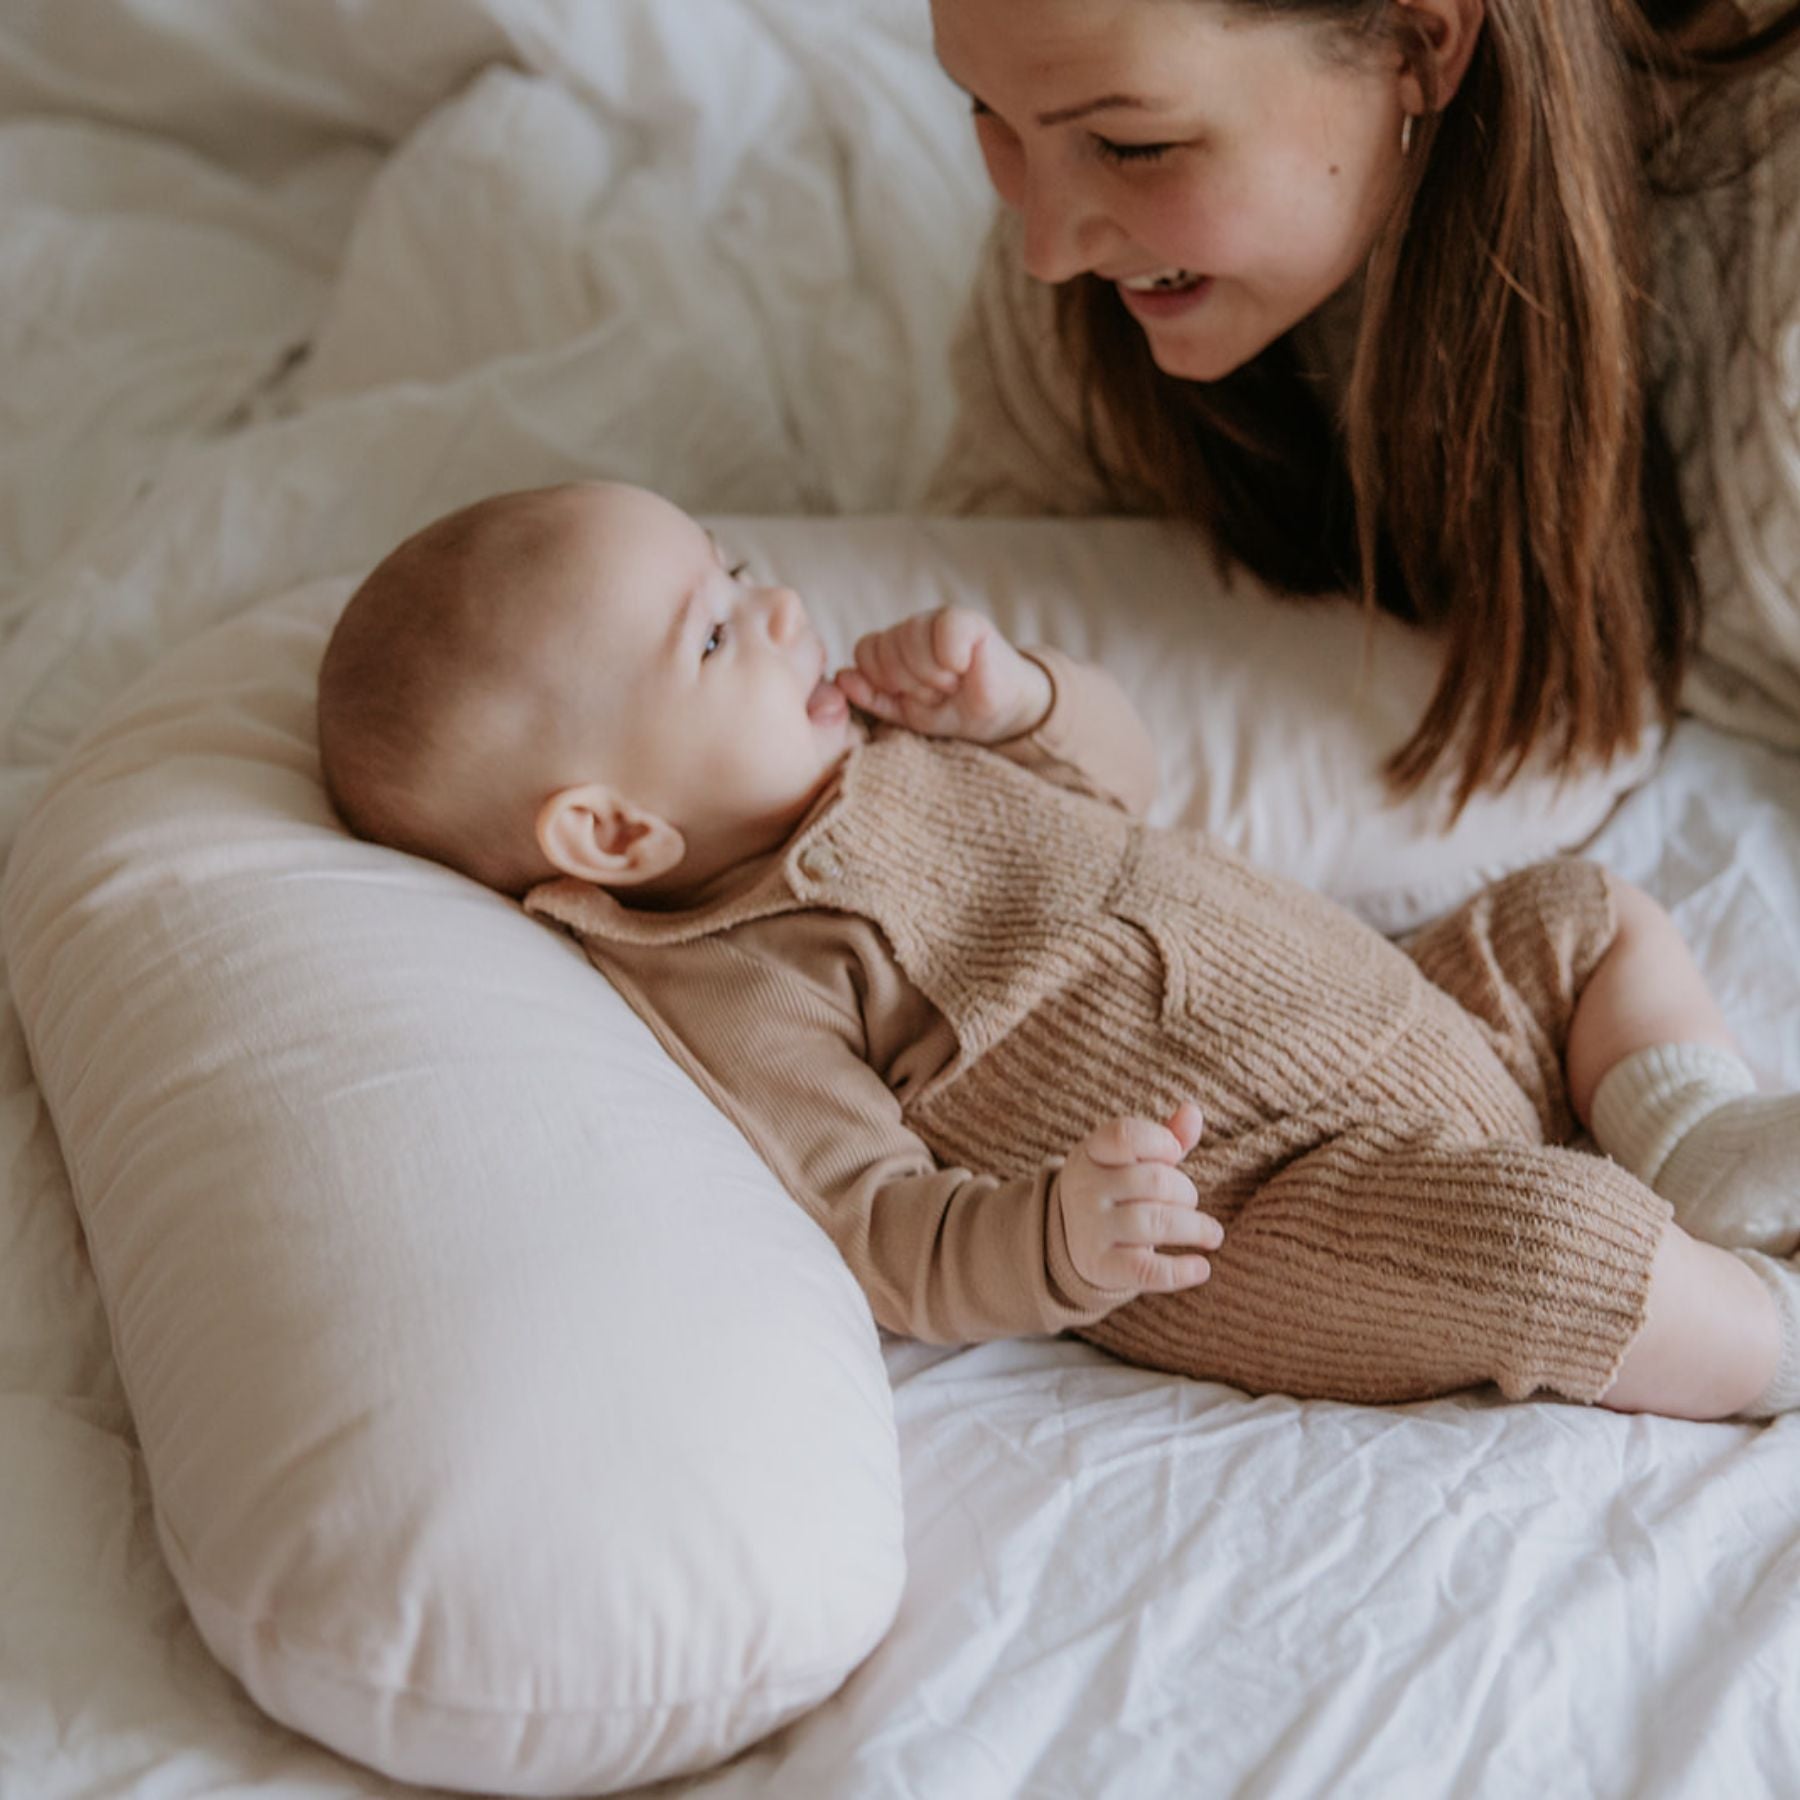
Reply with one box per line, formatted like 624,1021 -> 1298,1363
763,585 -> 806,643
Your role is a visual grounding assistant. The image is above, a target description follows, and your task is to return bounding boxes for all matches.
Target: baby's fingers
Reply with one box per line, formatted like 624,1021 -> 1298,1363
929,607 -> 989,680
1134,1252 -> 1214,1294
854,616 -> 957,700
1083,1112 -> 1195,1169
1102,1159 -> 1200,1214
896,610 -> 966,692
1164,1099 -> 1204,1157
1112,1196 -> 1224,1254
834,666 -> 897,717
853,629 -> 921,701
1091,1242 -> 1214,1293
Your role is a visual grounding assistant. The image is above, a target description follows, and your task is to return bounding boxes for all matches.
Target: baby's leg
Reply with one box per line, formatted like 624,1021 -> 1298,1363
1081,1121 -> 1675,1408
1084,1122 -> 1796,1421
1597,1223 -> 1783,1418
1568,878 -> 1800,1255
1564,878 -> 1739,1116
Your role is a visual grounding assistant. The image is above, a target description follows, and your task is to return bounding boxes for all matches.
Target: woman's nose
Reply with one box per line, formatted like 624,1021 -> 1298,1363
1019,163 -> 1113,286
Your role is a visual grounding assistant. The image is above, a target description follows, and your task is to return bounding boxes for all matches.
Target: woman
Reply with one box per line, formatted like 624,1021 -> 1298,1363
925,0 -> 1800,809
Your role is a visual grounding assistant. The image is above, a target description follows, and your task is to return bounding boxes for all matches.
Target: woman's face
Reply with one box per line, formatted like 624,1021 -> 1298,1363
930,0 -> 1411,381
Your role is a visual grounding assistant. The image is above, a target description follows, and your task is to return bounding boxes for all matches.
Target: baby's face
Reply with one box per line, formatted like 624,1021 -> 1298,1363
548,483 -> 859,864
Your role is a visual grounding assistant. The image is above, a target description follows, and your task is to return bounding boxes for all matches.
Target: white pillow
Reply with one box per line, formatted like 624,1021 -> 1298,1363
0,514 -> 1655,1794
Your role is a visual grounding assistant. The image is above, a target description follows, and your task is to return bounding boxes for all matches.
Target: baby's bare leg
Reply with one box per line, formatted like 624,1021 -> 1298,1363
1598,1223 -> 1781,1418
1565,879 -> 1738,1124
1569,877 -> 1800,1257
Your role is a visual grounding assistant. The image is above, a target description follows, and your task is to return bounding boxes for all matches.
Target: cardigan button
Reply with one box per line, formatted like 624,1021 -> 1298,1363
798,842 -> 843,882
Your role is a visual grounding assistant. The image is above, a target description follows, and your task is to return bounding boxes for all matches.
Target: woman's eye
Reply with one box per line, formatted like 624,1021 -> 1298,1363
702,621 -> 727,661
1094,136 -> 1176,167
969,95 -> 1168,166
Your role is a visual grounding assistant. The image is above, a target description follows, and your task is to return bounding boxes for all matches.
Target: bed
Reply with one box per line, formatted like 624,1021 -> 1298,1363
3,4 -> 1798,1797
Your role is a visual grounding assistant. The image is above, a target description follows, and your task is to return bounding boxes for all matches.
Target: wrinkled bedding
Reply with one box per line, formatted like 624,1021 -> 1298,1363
2,3 -> 1799,1796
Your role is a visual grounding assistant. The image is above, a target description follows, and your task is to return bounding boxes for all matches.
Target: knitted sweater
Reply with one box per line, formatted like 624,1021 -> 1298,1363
527,650 -> 1167,1342
524,652 -> 1663,1399
924,49 -> 1800,750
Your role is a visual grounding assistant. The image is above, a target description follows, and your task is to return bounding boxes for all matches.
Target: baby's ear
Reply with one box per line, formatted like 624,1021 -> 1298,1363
535,784 -> 685,887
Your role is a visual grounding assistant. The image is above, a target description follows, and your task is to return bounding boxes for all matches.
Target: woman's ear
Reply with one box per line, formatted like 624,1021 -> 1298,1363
535,784 -> 686,887
1396,0 -> 1485,113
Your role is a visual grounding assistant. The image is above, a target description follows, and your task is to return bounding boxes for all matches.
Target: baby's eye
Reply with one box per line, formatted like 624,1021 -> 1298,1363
1094,135 -> 1177,167
702,620 -> 727,661
728,560 -> 749,581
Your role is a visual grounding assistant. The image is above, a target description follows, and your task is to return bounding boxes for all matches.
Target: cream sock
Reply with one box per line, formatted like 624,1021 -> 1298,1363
1590,1043 -> 1800,1255
1732,1251 -> 1800,1419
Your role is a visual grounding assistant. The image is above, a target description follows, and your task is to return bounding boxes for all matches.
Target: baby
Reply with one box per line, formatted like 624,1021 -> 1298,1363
318,480 -> 1800,1421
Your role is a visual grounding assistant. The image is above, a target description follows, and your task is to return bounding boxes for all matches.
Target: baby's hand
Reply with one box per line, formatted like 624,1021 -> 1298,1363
834,607 -> 1053,744
1057,1101 -> 1220,1296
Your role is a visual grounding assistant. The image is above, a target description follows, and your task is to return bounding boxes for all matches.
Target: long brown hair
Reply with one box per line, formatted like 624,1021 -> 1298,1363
1058,0 -> 1800,808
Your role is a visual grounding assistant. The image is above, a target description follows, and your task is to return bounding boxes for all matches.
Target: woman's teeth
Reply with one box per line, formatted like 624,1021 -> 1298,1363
1119,268 -> 1204,293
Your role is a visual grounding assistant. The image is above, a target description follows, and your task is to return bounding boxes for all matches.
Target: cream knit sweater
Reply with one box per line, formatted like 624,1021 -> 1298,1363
925,53 -> 1800,750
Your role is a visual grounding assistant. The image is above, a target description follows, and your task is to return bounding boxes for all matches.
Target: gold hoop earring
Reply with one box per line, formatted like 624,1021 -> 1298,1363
1401,112 -> 1416,157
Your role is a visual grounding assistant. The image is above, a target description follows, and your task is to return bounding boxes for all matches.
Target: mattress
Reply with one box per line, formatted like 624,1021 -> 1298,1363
2,4 -> 1798,1796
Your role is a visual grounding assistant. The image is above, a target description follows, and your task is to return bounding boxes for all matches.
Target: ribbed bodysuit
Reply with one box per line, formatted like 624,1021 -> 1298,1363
528,653 -> 1670,1405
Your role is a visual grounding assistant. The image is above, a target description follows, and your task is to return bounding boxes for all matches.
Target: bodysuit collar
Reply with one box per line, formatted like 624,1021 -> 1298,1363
524,743 -> 869,948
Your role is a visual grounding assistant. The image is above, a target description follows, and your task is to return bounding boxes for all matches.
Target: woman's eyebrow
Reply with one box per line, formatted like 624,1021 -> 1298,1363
1035,94 -> 1161,128
944,71 -> 1167,130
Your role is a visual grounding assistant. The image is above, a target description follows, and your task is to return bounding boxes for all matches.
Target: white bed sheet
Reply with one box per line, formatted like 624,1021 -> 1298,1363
2,4 -> 1798,1797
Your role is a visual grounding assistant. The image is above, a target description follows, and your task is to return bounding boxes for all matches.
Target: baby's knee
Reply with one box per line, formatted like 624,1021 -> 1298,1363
1582,875 -> 1698,999
1602,875 -> 1672,949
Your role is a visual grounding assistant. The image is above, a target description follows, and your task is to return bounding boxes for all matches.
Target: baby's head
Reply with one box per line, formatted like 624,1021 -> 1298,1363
317,482 -> 857,899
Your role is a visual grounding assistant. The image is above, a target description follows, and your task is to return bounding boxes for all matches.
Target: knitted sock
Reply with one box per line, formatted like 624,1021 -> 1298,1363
1591,1044 -> 1800,1255
1732,1251 -> 1800,1419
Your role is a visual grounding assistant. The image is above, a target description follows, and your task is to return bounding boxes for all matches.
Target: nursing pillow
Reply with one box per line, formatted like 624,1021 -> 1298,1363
0,514 -> 1656,1795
